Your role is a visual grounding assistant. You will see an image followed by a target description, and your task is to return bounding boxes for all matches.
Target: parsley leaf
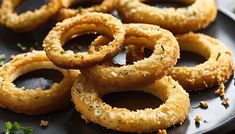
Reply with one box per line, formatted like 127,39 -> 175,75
4,121 -> 33,134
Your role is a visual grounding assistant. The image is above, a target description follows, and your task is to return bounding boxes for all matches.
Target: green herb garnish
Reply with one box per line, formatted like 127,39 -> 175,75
77,6 -> 83,11
5,121 -> 33,134
60,51 -> 65,55
0,54 -> 5,67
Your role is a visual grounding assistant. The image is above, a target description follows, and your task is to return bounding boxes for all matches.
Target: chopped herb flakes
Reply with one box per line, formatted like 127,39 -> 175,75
60,51 -> 65,55
4,121 -> 33,134
0,54 -> 5,67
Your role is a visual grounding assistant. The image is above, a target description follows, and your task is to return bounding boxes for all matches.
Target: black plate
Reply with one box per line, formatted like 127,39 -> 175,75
0,1 -> 235,134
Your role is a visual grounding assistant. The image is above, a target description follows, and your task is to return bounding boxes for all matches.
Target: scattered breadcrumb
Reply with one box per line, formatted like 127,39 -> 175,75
158,129 -> 167,134
199,101 -> 208,109
29,47 -> 35,52
222,98 -> 229,107
10,55 -> 16,60
215,83 -> 225,97
111,72 -> 118,77
40,120 -> 49,127
194,115 -> 201,124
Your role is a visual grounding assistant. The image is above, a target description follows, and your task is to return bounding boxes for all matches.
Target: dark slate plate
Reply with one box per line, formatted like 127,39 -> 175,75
0,1 -> 235,134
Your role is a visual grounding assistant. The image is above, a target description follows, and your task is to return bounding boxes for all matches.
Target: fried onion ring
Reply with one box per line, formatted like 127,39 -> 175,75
126,33 -> 234,91
117,0 -> 217,33
81,24 -> 179,89
43,12 -> 125,69
0,51 -> 77,115
0,0 -> 62,32
57,0 -> 116,21
71,76 -> 190,133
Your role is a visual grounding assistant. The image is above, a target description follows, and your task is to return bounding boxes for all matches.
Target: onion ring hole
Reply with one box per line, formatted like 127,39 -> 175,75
13,69 -> 64,90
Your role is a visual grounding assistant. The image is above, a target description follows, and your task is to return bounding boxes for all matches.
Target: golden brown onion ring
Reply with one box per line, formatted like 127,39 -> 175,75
0,51 -> 78,115
71,76 -> 190,133
0,0 -> 62,32
117,0 -> 217,33
57,0 -> 116,21
81,24 -> 179,89
43,12 -> 125,69
126,33 -> 234,91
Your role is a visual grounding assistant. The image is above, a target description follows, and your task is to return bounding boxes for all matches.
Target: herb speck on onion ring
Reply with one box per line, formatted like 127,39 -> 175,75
0,51 -> 78,115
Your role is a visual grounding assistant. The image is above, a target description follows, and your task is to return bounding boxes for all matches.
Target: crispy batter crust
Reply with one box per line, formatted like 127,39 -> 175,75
170,33 -> 234,91
0,0 -> 62,32
126,33 -> 234,91
81,24 -> 179,89
71,76 -> 190,133
43,12 -> 125,69
0,51 -> 78,115
57,0 -> 116,21
117,0 -> 217,33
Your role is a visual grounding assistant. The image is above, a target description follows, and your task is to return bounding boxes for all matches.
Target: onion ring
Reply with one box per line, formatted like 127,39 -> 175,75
71,76 -> 190,133
57,0 -> 116,21
0,0 -> 62,32
43,12 -> 125,69
81,24 -> 179,89
126,33 -> 234,91
0,51 -> 77,115
117,0 -> 217,33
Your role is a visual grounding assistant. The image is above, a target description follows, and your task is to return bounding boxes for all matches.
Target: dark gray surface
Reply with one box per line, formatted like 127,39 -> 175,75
0,1 -> 235,134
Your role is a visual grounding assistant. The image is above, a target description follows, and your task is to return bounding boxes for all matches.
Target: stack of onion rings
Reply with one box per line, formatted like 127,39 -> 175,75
0,51 -> 78,115
0,0 -> 62,32
117,0 -> 217,33
57,0 -> 116,21
81,24 -> 179,89
126,33 -> 234,91
43,12 -> 125,69
71,76 -> 190,133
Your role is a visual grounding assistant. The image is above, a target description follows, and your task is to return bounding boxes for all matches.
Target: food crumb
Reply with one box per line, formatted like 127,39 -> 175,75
194,115 -> 201,124
10,55 -> 15,60
199,101 -> 208,109
215,83 -> 225,97
158,129 -> 167,134
40,120 -> 49,127
111,72 -> 118,77
222,97 -> 229,107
